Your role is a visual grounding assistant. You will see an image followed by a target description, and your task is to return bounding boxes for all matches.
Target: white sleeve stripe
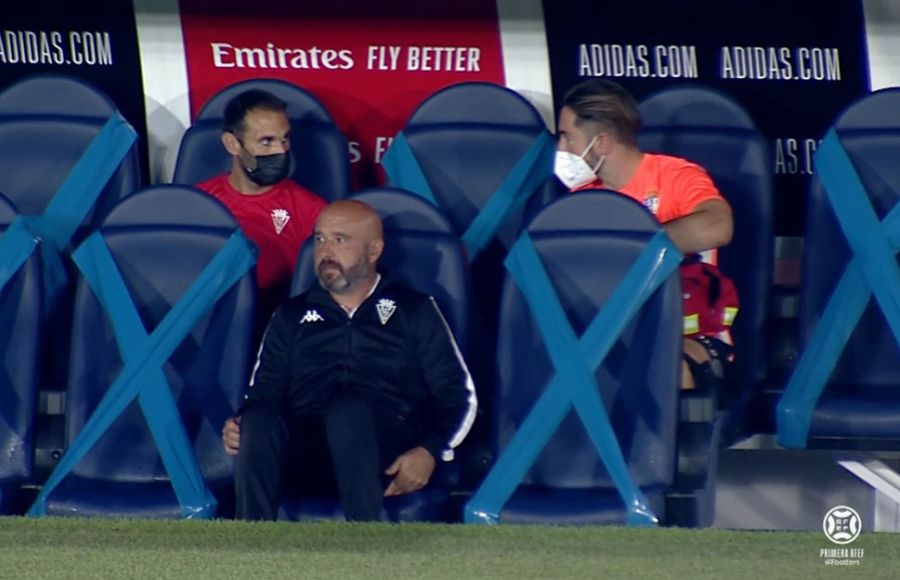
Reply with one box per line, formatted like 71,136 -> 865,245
429,297 -> 478,460
247,320 -> 272,388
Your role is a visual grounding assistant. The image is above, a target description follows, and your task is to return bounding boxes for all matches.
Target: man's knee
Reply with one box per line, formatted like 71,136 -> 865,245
681,336 -> 735,409
684,338 -> 711,364
681,338 -> 714,390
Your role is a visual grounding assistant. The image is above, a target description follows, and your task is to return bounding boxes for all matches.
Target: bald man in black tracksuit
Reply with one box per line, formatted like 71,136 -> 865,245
222,200 -> 477,521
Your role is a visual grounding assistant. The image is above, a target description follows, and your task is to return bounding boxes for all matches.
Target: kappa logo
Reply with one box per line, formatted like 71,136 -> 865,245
376,298 -> 397,325
299,309 -> 324,324
271,208 -> 291,234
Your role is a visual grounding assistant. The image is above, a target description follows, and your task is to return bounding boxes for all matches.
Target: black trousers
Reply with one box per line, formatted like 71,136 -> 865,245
235,393 -> 418,521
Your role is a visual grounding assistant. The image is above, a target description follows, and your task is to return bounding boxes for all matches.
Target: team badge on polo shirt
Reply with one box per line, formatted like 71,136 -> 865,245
299,309 -> 324,324
271,208 -> 291,234
376,298 -> 397,325
643,193 -> 660,215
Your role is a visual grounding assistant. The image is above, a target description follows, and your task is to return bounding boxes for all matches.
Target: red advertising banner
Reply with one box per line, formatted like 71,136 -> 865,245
179,0 -> 505,188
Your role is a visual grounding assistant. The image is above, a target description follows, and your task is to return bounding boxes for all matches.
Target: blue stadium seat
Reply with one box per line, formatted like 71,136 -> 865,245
780,89 -> 900,449
0,74 -> 140,393
489,192 -> 691,525
172,79 -> 350,202
638,84 -> 774,426
381,82 -> 557,438
0,74 -> 140,239
45,186 -> 257,517
383,81 -> 555,256
282,187 -> 470,521
0,193 -> 42,514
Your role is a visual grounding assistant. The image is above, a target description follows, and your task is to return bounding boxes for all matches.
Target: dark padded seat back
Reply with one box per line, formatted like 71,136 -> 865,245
495,192 -> 680,506
173,79 -> 349,201
399,82 -> 553,249
0,74 -> 140,230
801,89 -> 900,396
0,193 -> 42,509
639,84 -> 774,395
64,186 -> 256,491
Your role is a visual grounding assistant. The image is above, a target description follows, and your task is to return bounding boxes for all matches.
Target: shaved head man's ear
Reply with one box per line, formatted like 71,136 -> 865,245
367,237 -> 385,265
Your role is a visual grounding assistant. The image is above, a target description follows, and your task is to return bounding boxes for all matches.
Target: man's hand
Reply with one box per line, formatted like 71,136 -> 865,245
384,446 -> 435,497
222,416 -> 241,456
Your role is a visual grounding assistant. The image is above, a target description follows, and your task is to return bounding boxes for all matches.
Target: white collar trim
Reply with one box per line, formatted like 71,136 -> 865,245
340,274 -> 381,319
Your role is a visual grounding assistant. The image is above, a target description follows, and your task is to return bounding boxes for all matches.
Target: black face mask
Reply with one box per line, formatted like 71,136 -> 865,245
241,151 -> 291,186
235,135 -> 292,186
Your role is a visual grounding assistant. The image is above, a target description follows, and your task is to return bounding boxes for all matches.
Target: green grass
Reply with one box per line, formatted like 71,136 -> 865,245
0,517 -> 894,579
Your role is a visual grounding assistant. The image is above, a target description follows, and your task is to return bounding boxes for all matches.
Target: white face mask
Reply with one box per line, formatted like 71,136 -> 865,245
554,136 -> 604,190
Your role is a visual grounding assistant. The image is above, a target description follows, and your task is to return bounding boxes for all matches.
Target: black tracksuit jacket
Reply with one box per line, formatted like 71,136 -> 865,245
241,276 -> 477,461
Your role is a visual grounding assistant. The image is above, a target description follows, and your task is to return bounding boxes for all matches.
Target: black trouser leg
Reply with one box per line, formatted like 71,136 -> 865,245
322,394 -> 421,522
238,394 -> 419,522
235,400 -> 288,520
323,394 -> 386,521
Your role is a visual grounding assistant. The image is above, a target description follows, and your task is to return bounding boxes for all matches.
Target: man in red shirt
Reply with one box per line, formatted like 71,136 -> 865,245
554,79 -> 735,393
196,89 -> 327,316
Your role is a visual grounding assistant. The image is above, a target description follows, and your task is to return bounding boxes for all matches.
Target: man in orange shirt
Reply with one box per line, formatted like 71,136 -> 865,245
555,78 -> 735,392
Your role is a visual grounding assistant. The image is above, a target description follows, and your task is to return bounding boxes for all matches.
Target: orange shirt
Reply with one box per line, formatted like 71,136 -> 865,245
575,153 -> 724,224
577,153 -> 735,338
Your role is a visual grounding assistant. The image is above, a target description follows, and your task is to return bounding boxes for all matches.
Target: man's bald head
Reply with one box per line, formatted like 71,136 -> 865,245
317,199 -> 384,242
313,200 -> 385,296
